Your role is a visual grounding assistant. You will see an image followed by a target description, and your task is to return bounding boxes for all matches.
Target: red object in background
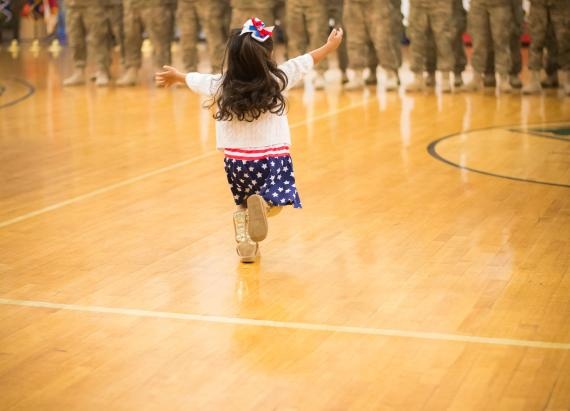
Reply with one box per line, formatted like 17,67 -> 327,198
21,0 -> 58,19
462,20 -> 531,47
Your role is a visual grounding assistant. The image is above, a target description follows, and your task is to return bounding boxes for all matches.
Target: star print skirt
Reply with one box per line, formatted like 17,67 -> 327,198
223,146 -> 302,208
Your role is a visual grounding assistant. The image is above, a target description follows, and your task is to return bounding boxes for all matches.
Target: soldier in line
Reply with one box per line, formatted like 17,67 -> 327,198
405,0 -> 456,93
423,0 -> 467,90
177,0 -> 228,74
327,0 -> 348,84
464,0 -> 513,92
523,0 -> 569,95
63,0 -> 111,86
230,0 -> 275,29
541,25 -> 559,88
286,0 -> 329,89
343,0 -> 401,91
116,0 -> 176,86
104,0 -> 125,73
482,0 -> 523,89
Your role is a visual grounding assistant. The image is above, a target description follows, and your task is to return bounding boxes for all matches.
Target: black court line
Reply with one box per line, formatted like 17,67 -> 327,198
427,122 -> 570,189
0,78 -> 35,109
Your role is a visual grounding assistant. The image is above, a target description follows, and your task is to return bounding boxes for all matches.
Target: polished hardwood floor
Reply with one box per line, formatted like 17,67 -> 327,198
1,43 -> 569,410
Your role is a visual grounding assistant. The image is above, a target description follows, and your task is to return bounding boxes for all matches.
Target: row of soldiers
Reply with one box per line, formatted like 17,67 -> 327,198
63,0 -> 569,95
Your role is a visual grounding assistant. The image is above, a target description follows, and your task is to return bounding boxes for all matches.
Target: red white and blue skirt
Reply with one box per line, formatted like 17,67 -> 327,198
223,145 -> 302,208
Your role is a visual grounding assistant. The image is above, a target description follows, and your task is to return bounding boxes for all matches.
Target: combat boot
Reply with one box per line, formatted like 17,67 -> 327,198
63,68 -> 86,86
509,75 -> 522,89
344,70 -> 365,91
313,72 -> 326,90
499,74 -> 512,93
233,210 -> 258,263
464,71 -> 482,91
483,74 -> 496,88
340,70 -> 349,85
116,67 -> 138,86
454,72 -> 464,88
384,70 -> 399,91
522,70 -> 542,94
95,70 -> 110,87
246,194 -> 269,242
365,69 -> 377,85
563,71 -> 570,96
405,72 -> 424,92
440,72 -> 452,93
425,72 -> 436,88
541,71 -> 559,88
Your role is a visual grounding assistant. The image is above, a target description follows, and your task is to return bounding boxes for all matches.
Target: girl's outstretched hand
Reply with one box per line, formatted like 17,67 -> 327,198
327,27 -> 343,51
155,65 -> 185,88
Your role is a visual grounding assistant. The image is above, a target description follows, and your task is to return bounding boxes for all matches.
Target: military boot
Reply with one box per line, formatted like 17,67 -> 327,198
440,72 -> 452,93
405,72 -> 424,92
344,70 -> 365,91
116,67 -> 138,86
522,70 -> 542,94
384,70 -> 399,91
499,74 -> 512,93
464,71 -> 482,91
63,68 -> 86,86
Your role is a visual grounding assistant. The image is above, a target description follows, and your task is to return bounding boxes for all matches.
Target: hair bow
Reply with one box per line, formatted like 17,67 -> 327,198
240,17 -> 274,42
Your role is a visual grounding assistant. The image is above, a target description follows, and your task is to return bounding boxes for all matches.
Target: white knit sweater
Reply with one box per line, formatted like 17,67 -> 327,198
185,53 -> 314,149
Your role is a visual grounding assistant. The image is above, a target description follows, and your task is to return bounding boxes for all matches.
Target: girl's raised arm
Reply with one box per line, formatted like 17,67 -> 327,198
155,66 -> 186,88
310,28 -> 344,65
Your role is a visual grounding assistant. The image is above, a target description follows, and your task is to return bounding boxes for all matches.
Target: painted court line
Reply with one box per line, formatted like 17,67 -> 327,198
0,98 -> 375,230
1,298 -> 569,350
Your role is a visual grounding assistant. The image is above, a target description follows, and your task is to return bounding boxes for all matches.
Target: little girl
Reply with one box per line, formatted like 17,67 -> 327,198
155,17 -> 343,263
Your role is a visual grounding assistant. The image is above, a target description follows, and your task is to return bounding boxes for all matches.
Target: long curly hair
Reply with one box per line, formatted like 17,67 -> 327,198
210,28 -> 288,122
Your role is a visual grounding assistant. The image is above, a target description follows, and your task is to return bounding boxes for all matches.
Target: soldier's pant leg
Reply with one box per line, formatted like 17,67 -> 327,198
374,1 -> 400,71
106,5 -> 124,67
488,5 -> 512,75
305,0 -> 329,71
425,27 -> 437,74
510,0 -> 523,75
550,3 -> 570,71
200,2 -> 228,73
544,23 -> 559,76
408,6 -> 428,74
84,6 -> 110,72
177,2 -> 200,72
123,6 -> 144,69
285,0 -> 307,59
230,7 -> 274,29
141,6 -> 173,68
344,2 -> 368,69
527,3 -> 547,71
453,0 -> 467,74
468,3 -> 491,74
430,6 -> 454,72
66,7 -> 87,68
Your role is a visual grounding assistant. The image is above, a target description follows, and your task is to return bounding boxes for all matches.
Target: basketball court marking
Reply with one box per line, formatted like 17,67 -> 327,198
0,78 -> 35,109
0,97 -> 376,230
427,122 -> 570,189
1,298 -> 569,350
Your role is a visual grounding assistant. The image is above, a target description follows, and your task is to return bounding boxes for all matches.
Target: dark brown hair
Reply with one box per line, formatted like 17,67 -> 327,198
210,29 -> 288,122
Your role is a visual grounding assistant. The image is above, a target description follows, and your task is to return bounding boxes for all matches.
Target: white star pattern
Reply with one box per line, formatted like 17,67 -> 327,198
224,155 -> 301,208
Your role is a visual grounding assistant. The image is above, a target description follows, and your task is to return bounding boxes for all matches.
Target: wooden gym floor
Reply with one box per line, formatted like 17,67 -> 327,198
1,44 -> 569,410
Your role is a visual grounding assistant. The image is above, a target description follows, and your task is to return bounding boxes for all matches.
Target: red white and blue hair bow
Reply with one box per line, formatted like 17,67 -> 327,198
240,17 -> 274,42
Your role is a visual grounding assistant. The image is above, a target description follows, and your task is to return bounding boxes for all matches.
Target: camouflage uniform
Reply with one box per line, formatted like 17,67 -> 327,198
286,0 -> 329,72
65,0 -> 110,71
105,0 -> 125,68
468,0 -> 513,75
426,0 -> 466,76
408,0 -> 455,74
230,0 -> 275,29
177,0 -> 228,73
544,23 -> 559,79
484,0 -> 522,78
527,0 -> 570,71
122,0 -> 176,70
344,0 -> 401,72
328,0 -> 348,74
